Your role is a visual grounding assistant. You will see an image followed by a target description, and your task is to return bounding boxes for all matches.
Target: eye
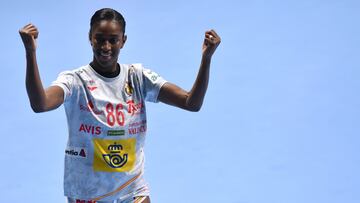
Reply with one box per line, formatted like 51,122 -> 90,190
109,38 -> 119,44
95,37 -> 105,44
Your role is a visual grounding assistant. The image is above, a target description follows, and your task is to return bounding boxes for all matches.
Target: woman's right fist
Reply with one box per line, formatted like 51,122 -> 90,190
19,24 -> 39,52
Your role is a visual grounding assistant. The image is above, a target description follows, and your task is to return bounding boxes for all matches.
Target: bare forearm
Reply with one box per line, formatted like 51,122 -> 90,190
158,29 -> 220,112
25,51 -> 47,112
186,56 -> 211,111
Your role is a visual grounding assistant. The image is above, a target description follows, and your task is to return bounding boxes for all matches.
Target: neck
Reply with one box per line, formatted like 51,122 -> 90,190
90,61 -> 120,78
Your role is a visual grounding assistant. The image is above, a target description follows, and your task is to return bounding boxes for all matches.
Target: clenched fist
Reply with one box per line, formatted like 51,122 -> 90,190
202,29 -> 221,59
19,24 -> 39,52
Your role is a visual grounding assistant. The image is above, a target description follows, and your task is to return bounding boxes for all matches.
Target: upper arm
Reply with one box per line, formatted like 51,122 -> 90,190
158,82 -> 190,110
43,85 -> 64,112
39,70 -> 74,112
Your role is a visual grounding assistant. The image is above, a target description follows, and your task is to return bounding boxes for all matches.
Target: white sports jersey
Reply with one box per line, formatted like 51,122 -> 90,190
51,64 -> 166,201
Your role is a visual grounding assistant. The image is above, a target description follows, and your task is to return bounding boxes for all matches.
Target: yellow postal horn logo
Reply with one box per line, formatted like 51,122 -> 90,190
93,138 -> 136,172
103,142 -> 128,168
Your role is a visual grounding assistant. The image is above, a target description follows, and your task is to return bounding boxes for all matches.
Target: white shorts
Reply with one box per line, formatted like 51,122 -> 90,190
67,196 -> 148,203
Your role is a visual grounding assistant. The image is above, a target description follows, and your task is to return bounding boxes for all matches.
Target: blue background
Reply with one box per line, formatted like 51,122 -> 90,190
1,0 -> 359,202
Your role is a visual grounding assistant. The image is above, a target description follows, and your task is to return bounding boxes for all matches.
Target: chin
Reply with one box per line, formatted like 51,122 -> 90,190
95,58 -> 117,68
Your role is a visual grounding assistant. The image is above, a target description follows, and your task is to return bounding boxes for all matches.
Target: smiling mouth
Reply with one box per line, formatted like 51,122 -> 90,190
100,51 -> 111,57
99,51 -> 112,61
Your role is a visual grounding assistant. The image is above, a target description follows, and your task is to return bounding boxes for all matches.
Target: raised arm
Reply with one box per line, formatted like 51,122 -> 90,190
19,24 -> 64,113
158,29 -> 221,112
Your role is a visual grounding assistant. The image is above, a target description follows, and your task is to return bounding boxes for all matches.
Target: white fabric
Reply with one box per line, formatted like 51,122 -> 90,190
51,64 -> 166,201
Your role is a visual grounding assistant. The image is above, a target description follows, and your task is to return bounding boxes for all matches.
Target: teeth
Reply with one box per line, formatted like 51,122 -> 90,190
100,52 -> 111,57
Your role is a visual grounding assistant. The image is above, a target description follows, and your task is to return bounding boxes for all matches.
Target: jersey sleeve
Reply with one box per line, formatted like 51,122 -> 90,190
50,71 -> 75,102
133,64 -> 167,103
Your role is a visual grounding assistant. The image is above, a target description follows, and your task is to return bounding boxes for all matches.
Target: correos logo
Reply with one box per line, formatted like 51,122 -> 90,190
93,138 -> 135,172
102,142 -> 128,168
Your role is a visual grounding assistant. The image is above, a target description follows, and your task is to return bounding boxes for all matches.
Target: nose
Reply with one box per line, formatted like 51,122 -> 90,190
101,40 -> 111,51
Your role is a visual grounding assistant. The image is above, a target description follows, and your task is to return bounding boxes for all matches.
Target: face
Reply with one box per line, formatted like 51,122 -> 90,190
90,20 -> 127,72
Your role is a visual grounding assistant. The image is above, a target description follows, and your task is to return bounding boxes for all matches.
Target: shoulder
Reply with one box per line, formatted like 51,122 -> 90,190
121,63 -> 143,68
57,65 -> 88,76
53,65 -> 94,88
72,64 -> 93,75
120,63 -> 144,78
121,63 -> 144,72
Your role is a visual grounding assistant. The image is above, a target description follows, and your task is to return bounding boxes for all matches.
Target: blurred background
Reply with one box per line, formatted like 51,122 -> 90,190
0,0 -> 359,202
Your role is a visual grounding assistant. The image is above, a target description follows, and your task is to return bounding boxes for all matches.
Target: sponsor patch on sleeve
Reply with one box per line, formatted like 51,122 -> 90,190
143,69 -> 161,83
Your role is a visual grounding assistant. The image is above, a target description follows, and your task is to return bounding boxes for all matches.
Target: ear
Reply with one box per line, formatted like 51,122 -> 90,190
89,32 -> 93,45
120,34 -> 127,48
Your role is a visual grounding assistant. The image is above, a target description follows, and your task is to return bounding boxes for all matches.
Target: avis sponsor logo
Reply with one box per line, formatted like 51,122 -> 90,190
65,147 -> 87,158
128,125 -> 146,135
79,123 -> 102,135
79,101 -> 102,115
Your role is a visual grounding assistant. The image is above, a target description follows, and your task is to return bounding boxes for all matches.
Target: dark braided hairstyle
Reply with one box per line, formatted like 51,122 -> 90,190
89,8 -> 126,40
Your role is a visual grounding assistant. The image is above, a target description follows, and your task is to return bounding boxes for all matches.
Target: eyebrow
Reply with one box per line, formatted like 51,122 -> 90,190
94,34 -> 121,38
